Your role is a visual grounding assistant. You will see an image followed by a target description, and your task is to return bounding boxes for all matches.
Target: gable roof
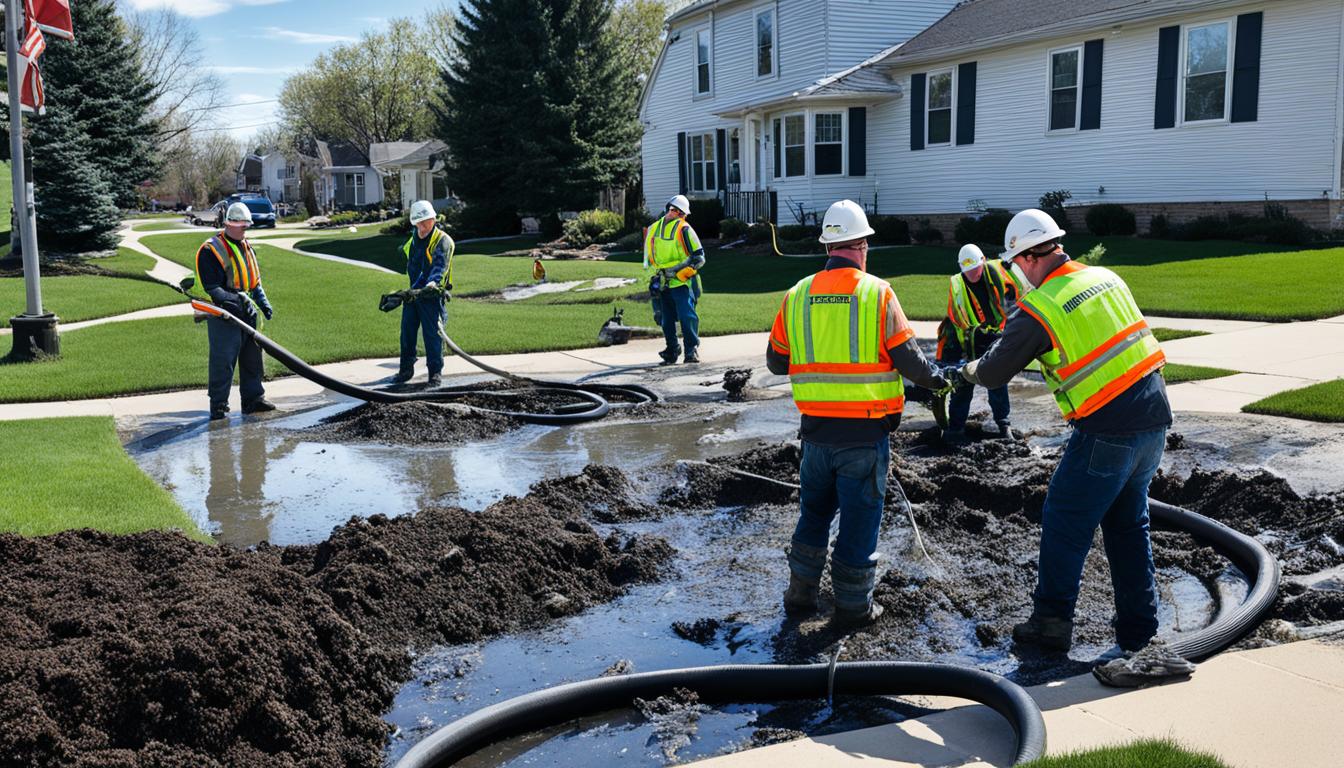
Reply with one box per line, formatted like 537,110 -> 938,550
369,140 -> 448,169
315,140 -> 370,169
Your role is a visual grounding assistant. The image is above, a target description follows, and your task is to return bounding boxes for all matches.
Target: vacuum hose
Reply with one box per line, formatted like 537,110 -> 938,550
394,662 -> 1047,768
190,300 -> 656,426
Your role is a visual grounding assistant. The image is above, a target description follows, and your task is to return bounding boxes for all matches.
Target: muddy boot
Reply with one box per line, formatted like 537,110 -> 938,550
659,346 -> 681,366
683,349 -> 700,364
1012,614 -> 1074,652
209,403 -> 228,421
784,541 -> 827,616
427,373 -> 443,387
996,420 -> 1014,439
242,397 -> 276,414
831,561 -> 882,627
390,369 -> 413,384
942,428 -> 969,446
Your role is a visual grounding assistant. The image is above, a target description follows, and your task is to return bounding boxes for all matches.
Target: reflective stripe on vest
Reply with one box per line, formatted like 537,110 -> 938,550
1018,263 -> 1165,421
402,227 -> 455,286
782,268 -> 905,419
200,234 -> 260,291
644,216 -> 695,288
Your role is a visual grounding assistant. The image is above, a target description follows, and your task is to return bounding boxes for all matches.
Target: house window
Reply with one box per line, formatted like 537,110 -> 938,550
1183,21 -> 1230,123
813,112 -> 843,175
688,132 -> 716,192
755,8 -> 776,78
345,172 -> 365,206
778,114 -> 804,177
728,128 -> 741,184
926,69 -> 953,145
276,168 -> 286,181
695,27 -> 712,95
1049,47 -> 1081,131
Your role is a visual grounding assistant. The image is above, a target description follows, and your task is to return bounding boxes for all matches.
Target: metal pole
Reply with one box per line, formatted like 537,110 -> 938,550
6,0 -> 41,316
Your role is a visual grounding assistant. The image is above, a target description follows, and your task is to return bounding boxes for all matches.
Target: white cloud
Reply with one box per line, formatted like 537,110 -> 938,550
126,0 -> 288,18
262,26 -> 356,44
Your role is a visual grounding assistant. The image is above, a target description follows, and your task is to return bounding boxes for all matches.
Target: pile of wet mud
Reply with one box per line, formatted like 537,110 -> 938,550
527,464 -> 658,523
0,488 -> 673,765
307,401 -> 521,445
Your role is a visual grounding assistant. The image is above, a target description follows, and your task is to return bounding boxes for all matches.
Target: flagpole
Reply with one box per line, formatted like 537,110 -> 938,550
6,0 -> 58,358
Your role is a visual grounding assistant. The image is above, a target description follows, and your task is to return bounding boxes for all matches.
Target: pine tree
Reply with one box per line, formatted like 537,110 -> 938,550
29,107 -> 121,253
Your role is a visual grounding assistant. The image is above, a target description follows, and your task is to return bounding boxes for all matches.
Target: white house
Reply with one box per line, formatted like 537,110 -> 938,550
643,0 -> 1344,231
639,0 -> 960,222
313,140 -> 385,210
369,140 -> 455,212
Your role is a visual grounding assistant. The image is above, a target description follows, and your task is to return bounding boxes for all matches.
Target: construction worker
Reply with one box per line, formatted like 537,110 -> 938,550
956,209 -> 1174,661
393,200 -> 455,387
644,194 -> 705,365
766,200 -> 950,626
196,202 -> 275,421
939,243 -> 1019,443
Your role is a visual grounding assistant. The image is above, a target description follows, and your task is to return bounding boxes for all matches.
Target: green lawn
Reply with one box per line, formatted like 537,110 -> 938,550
1022,739 -> 1231,768
0,161 -> 10,257
294,233 -> 539,269
1243,378 -> 1344,422
1162,363 -> 1238,384
0,417 -> 205,540
131,220 -> 196,232
0,265 -> 179,328
1152,328 -> 1209,343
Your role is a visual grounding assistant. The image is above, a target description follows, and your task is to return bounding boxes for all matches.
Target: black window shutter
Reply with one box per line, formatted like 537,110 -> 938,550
848,106 -> 867,176
910,73 -> 926,150
715,129 -> 727,189
956,62 -> 976,145
1154,26 -> 1179,129
676,132 -> 687,193
773,120 -> 781,177
1081,39 -> 1104,130
1231,12 -> 1263,123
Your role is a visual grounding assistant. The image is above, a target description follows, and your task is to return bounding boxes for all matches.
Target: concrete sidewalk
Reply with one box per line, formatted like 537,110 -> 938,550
690,640 -> 1344,768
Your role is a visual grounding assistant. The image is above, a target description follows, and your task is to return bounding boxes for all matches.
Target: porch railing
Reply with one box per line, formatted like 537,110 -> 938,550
720,185 -> 777,225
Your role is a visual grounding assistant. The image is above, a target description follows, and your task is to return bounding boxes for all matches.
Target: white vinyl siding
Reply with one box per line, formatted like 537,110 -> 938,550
813,112 -> 843,175
864,0 -> 1341,213
1048,46 -> 1081,132
926,68 -> 954,146
755,6 -> 776,78
1182,20 -> 1232,124
695,27 -> 713,96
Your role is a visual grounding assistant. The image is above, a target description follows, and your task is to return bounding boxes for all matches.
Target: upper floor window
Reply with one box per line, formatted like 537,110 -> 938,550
1049,47 -> 1081,131
926,69 -> 954,145
695,27 -> 712,95
813,113 -> 843,175
1183,21 -> 1230,123
688,132 -> 716,192
755,7 -> 776,78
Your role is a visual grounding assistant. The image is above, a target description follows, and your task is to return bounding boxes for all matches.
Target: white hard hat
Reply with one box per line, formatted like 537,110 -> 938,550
957,244 -> 986,273
666,195 -> 691,215
1002,208 -> 1066,261
225,202 -> 252,224
409,200 -> 437,225
818,199 -> 875,244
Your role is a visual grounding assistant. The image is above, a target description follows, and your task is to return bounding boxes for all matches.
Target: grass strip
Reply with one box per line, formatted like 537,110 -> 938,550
1152,328 -> 1209,343
1243,378 -> 1344,423
1162,363 -> 1238,384
1022,739 -> 1232,767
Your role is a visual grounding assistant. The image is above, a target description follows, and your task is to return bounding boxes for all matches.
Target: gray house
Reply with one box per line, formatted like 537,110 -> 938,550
314,140 -> 384,210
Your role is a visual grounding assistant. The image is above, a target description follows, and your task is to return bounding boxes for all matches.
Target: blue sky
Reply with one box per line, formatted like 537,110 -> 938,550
120,0 -> 451,142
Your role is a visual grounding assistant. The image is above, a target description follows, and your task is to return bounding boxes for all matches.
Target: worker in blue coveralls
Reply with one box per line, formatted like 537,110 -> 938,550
392,199 -> 456,387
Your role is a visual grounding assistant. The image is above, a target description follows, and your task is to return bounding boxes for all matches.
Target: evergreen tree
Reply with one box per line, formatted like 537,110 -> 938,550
437,0 -> 640,226
29,107 -> 121,253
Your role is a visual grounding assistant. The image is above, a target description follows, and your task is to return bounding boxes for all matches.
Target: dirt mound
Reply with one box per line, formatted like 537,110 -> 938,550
278,499 -> 673,649
659,443 -> 801,509
0,530 -> 406,768
307,401 -> 521,445
527,464 -> 657,522
0,256 -> 132,279
722,369 -> 752,401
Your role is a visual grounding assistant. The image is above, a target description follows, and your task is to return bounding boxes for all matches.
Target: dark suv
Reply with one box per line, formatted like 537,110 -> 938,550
215,194 -> 278,228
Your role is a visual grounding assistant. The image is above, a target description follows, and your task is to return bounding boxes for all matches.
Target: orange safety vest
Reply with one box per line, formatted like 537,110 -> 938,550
198,234 -> 260,291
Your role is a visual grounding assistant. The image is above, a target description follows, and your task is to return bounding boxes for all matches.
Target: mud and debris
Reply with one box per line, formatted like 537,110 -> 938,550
307,401 -> 521,445
722,369 -> 753,401
527,464 -> 658,523
633,687 -> 710,761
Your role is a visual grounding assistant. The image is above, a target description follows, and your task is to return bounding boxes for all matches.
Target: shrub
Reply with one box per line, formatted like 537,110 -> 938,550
912,219 -> 942,244
456,205 -> 522,238
719,217 -> 748,241
1149,213 -> 1170,239
745,223 -> 774,245
1085,204 -> 1137,236
953,208 -> 1012,245
776,224 -> 821,241
612,230 -> 644,252
1151,209 -> 1317,246
381,217 -> 413,236
1038,189 -> 1072,229
778,238 -> 820,254
1077,243 -> 1107,265
539,212 -> 563,239
561,208 -> 624,247
869,215 -> 910,245
687,197 -> 724,238
624,206 -> 654,235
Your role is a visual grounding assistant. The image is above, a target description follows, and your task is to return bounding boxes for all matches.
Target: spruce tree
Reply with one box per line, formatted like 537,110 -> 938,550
29,107 -> 121,253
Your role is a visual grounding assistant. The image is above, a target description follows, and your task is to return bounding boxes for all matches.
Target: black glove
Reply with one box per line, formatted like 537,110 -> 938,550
260,304 -> 274,321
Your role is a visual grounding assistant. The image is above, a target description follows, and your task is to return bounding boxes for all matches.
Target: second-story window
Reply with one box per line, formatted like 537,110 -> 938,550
695,27 -> 712,95
1049,46 -> 1081,131
1183,20 -> 1230,123
926,69 -> 953,145
756,7 -> 776,78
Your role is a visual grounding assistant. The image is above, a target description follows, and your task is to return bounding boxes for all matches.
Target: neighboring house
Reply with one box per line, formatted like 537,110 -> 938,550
238,149 -> 314,203
643,0 -> 1344,231
639,0 -> 960,222
314,140 -> 385,210
369,140 -> 455,212
235,155 -> 263,193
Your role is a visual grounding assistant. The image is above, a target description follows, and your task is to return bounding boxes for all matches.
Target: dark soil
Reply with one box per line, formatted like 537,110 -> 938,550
0,256 -> 131,279
722,369 -> 752,401
632,687 -> 709,761
527,464 -> 658,523
659,444 -> 801,509
306,401 -> 521,445
0,486 -> 673,766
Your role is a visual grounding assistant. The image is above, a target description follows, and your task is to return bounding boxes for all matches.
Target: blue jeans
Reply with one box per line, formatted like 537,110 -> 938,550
793,438 -> 890,571
1034,428 -> 1166,651
949,382 -> 1010,431
206,314 -> 264,408
400,296 -> 445,376
658,284 -> 699,355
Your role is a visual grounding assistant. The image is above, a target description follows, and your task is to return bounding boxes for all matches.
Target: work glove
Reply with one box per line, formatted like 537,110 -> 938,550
676,266 -> 697,282
260,303 -> 274,321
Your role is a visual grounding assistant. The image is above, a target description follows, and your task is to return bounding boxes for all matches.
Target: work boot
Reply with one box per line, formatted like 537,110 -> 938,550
833,601 -> 885,628
996,420 -> 1015,439
683,349 -> 700,364
830,560 -> 882,628
427,373 -> 442,388
1012,614 -> 1074,652
942,428 -> 969,446
209,403 -> 228,421
658,347 -> 681,366
242,397 -> 277,414
783,572 -> 820,617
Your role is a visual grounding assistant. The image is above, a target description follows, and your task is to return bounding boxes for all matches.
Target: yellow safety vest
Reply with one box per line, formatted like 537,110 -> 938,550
197,234 -> 260,291
643,216 -> 699,289
402,227 -> 456,287
1018,262 -> 1165,420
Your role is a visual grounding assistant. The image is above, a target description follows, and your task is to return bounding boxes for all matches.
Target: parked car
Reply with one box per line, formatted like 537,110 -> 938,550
213,196 -> 277,228
191,200 -> 226,227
